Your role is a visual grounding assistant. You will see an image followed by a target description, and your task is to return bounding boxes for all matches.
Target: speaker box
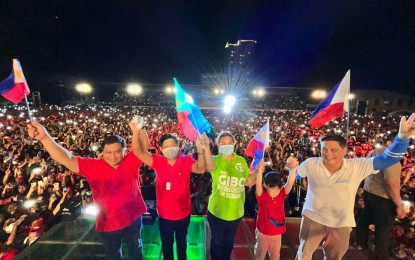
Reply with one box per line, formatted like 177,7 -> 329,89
62,197 -> 82,221
142,200 -> 157,225
32,91 -> 41,107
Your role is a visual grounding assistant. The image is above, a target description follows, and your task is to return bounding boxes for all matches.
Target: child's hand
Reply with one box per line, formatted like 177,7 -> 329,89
257,160 -> 266,173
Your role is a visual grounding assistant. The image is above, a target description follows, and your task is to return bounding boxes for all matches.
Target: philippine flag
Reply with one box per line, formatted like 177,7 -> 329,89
245,121 -> 270,171
174,78 -> 212,141
309,70 -> 350,129
0,59 -> 31,104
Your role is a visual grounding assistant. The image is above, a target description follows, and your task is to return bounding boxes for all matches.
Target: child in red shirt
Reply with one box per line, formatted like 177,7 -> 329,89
255,158 -> 298,260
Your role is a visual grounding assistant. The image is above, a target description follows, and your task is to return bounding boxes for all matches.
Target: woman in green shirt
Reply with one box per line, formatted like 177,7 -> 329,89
205,131 -> 257,260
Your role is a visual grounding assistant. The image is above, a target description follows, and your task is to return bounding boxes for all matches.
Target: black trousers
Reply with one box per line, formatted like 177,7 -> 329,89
207,211 -> 242,260
99,216 -> 143,260
158,215 -> 191,260
356,191 -> 395,260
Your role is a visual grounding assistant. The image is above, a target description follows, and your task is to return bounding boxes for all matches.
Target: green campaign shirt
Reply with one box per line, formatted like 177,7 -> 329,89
208,154 -> 250,221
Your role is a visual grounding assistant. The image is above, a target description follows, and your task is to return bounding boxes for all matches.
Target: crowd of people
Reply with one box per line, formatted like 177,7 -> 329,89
0,103 -> 414,259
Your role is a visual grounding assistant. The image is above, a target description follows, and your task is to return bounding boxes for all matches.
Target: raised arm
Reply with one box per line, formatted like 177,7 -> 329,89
373,114 -> 415,170
247,159 -> 266,187
204,137 -> 215,172
129,118 -> 153,166
7,215 -> 27,246
192,134 -> 208,174
255,160 -> 266,197
27,122 -> 79,173
284,157 -> 299,194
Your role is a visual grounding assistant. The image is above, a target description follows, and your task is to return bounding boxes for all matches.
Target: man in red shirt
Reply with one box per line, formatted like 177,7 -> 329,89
27,121 -> 148,260
129,119 -> 209,260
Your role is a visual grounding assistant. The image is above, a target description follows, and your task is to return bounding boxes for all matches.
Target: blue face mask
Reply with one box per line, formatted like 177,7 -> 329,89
219,144 -> 234,156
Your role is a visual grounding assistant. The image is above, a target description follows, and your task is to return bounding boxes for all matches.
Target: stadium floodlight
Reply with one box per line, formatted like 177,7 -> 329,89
75,83 -> 92,94
214,88 -> 224,95
165,85 -> 176,94
126,83 -> 143,96
311,89 -> 327,99
252,88 -> 265,97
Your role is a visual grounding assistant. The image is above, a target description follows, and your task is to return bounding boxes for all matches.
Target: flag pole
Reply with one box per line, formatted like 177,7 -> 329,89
24,94 -> 33,122
262,118 -> 269,159
346,71 -> 351,143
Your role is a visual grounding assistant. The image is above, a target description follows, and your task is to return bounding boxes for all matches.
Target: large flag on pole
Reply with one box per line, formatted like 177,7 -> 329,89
309,70 -> 350,128
246,121 -> 270,171
174,78 -> 212,141
0,59 -> 31,104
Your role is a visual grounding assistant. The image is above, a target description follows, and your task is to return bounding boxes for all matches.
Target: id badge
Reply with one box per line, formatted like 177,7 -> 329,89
166,182 -> 171,190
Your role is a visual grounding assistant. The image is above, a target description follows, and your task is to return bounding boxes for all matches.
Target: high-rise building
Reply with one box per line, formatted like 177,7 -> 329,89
225,40 -> 257,87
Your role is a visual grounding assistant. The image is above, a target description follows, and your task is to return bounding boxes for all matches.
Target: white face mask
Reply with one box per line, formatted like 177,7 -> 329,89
4,223 -> 14,234
219,144 -> 234,156
162,147 -> 180,159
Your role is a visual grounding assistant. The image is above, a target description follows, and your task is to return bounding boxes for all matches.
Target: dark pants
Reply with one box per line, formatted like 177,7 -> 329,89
99,216 -> 143,260
207,211 -> 242,260
159,215 -> 191,260
356,192 -> 395,260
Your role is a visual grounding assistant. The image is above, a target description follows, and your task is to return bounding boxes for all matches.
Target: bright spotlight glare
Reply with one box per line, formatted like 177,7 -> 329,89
223,95 -> 236,114
224,95 -> 236,106
126,84 -> 143,96
348,93 -> 355,100
84,205 -> 99,216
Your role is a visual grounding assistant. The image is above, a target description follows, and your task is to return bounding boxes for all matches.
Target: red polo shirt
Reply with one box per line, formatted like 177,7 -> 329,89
152,154 -> 195,220
256,190 -> 287,236
77,152 -> 147,232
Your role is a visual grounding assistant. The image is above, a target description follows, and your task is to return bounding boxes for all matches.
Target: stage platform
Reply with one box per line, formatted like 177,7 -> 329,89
15,215 -> 372,260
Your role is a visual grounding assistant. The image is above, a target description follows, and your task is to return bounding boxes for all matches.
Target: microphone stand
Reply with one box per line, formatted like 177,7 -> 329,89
296,177 -> 302,211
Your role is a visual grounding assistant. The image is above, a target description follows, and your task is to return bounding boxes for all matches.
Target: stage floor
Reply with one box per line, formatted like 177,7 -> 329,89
15,214 -> 371,260
15,215 -> 205,260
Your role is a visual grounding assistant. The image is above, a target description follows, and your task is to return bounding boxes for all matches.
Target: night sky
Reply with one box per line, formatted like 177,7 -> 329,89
1,0 -> 414,103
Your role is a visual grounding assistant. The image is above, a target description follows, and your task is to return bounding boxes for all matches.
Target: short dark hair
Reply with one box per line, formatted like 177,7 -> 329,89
159,134 -> 178,147
386,133 -> 397,143
321,134 -> 347,148
101,136 -> 126,150
263,171 -> 283,188
216,131 -> 235,145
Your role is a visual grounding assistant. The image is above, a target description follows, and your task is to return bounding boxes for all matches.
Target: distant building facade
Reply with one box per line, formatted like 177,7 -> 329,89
351,89 -> 415,115
225,40 -> 257,88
